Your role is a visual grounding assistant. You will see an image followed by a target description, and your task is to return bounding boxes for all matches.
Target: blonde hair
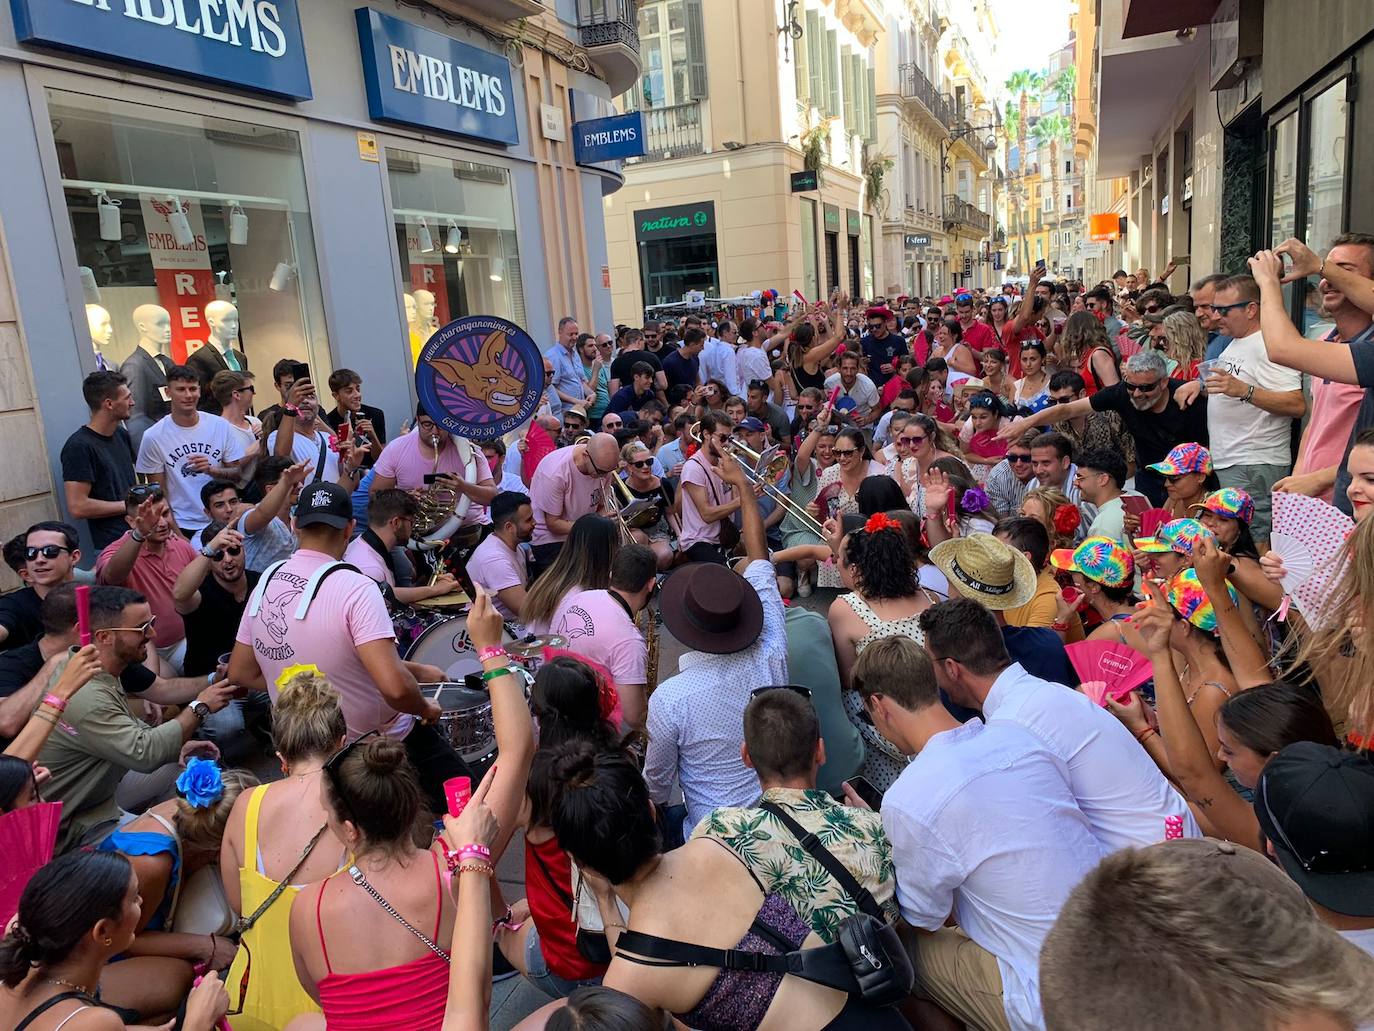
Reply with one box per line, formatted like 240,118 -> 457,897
1021,486 -> 1076,550
1291,514 -> 1374,736
273,671 -> 347,763
175,768 -> 258,856
1160,310 -> 1206,372
1042,840 -> 1374,1030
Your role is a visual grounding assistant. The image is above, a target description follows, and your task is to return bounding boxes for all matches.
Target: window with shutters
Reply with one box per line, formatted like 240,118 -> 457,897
806,10 -> 823,114
865,62 -> 876,142
842,48 -> 856,133
826,29 -> 840,118
904,141 -> 915,208
794,9 -> 810,105
631,0 -> 702,107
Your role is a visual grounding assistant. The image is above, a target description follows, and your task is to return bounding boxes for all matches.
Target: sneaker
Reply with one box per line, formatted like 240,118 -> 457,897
492,942 -> 519,982
797,573 -> 814,598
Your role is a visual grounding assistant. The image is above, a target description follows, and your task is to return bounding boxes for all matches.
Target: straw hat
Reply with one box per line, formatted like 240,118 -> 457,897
929,533 -> 1037,611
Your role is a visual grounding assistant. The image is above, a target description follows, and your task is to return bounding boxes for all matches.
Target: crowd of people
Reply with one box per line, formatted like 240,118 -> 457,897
4,233 -> 1374,1030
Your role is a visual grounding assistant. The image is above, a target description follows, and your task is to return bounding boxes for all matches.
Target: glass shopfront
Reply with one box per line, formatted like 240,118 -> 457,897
385,148 -> 525,365
634,200 -> 719,308
48,89 -> 328,383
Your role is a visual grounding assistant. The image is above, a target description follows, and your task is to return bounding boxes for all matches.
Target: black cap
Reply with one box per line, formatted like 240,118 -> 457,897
1255,742 -> 1374,917
293,481 -> 353,530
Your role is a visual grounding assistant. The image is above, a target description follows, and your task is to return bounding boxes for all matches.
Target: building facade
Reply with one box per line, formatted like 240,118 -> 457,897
0,0 -> 634,567
602,0 -> 882,323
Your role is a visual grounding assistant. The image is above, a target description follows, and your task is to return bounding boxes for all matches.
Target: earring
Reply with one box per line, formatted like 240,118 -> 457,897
103,937 -> 112,946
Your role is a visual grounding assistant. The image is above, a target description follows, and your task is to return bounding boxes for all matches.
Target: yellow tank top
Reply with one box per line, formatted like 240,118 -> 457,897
223,785 -> 331,1031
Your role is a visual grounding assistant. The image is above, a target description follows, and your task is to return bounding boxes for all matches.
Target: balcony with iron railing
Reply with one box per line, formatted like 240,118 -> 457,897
899,64 -> 953,129
627,102 -> 704,162
576,0 -> 641,96
944,193 -> 991,234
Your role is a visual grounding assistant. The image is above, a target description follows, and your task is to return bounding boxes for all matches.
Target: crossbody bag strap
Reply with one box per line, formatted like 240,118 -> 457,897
347,865 -> 450,962
758,801 -> 882,919
235,825 -> 330,935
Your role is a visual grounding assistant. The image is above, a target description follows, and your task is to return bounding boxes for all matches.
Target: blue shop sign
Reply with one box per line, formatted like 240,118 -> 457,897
355,8 -> 518,146
9,0 -> 311,100
573,111 -> 644,165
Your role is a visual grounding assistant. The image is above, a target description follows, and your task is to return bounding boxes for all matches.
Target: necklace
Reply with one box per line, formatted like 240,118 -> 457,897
44,975 -> 92,995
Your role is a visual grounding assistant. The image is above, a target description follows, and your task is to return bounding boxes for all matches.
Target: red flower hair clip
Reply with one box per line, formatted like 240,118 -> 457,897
1053,504 -> 1081,536
865,512 -> 901,534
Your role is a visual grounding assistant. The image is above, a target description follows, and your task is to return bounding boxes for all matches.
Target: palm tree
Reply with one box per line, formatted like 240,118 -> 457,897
1004,70 -> 1044,272
1051,67 -> 1076,110
1001,100 -> 1026,271
1032,112 -> 1074,269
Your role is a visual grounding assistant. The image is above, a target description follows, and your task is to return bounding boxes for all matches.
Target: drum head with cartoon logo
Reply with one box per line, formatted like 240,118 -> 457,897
415,315 -> 545,441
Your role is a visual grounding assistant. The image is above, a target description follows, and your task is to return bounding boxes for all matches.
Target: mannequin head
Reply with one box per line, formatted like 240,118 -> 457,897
86,304 -> 113,350
205,301 -> 239,349
414,289 -> 437,323
132,304 -> 172,354
404,293 -> 417,325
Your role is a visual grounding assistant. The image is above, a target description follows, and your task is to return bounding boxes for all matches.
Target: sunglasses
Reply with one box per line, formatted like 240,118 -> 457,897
236,385 -> 256,394
127,484 -> 164,501
750,685 -> 813,699
630,459 -> 653,469
1162,473 -> 1190,484
1142,305 -> 1161,315
1211,301 -> 1253,316
832,447 -> 860,457
1124,380 -> 1162,393
25,544 -> 72,561
899,434 -> 927,446
866,322 -> 885,331
1007,453 -> 1033,463
207,545 -> 244,559
104,616 -> 157,638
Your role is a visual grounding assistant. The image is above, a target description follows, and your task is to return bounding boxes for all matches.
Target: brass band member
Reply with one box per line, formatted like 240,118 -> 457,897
678,411 -> 738,566
619,442 -> 678,571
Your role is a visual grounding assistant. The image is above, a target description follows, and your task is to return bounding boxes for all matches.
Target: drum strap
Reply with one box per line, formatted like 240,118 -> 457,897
247,559 -> 367,621
360,528 -> 398,581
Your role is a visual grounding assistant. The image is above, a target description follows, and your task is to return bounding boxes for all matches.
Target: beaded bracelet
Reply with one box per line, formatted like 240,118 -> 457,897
477,646 -> 508,662
481,666 -> 517,683
458,861 -> 494,877
41,694 -> 67,713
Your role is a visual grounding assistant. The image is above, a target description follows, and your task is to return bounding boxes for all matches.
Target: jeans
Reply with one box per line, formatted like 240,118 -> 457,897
524,923 -> 604,1000
1216,462 -> 1288,542
404,721 -> 475,817
199,693 -> 273,764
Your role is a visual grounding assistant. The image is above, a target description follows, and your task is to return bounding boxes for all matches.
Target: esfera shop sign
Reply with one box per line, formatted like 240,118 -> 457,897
634,201 -> 716,242
10,0 -> 312,99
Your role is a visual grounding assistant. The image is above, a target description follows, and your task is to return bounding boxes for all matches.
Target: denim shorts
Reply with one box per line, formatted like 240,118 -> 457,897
524,922 -> 603,1000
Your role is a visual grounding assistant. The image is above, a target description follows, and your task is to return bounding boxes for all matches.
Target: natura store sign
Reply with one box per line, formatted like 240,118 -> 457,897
9,0 -> 312,99
633,201 -> 716,242
355,8 -> 519,146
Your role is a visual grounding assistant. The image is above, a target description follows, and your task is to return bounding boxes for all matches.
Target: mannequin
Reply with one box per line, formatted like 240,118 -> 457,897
414,289 -> 438,334
406,291 -> 424,366
119,303 -> 173,449
189,300 -> 248,411
86,303 -> 114,370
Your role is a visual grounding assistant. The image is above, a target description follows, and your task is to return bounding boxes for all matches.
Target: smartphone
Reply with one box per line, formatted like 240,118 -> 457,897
423,472 -> 439,485
1122,493 -> 1151,519
444,776 -> 472,817
1035,258 -> 1047,270
289,361 -> 311,385
846,776 -> 884,811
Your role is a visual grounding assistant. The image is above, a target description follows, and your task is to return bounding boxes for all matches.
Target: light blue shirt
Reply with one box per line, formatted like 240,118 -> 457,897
548,341 -> 586,407
658,439 -> 688,480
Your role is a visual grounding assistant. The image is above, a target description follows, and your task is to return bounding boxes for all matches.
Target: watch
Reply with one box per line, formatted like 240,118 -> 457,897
188,700 -> 211,724
200,545 -> 219,559
282,404 -> 300,419
130,529 -> 146,543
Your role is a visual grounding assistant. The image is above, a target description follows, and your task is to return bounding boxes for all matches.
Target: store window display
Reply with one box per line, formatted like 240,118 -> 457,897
387,150 -> 524,366
85,303 -> 113,370
48,89 -> 329,391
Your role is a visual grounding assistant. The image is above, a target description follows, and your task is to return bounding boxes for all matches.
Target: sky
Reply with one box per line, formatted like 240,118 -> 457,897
985,0 -> 1075,95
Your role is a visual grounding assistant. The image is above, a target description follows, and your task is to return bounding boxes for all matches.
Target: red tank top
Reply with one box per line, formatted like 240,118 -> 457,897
525,834 -> 609,982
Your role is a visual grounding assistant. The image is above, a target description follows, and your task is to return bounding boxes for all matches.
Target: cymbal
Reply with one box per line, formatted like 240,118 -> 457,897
507,634 -> 567,657
416,591 -> 471,608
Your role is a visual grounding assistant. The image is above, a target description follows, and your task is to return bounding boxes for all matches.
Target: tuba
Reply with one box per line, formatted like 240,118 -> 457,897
412,432 -> 477,548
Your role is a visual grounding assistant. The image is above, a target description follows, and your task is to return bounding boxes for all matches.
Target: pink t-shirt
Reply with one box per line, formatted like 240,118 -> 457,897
552,588 -> 646,687
374,431 -> 494,525
529,445 -> 607,546
235,548 -> 404,740
466,533 -> 527,619
678,452 -> 733,549
97,532 -> 197,648
342,534 -> 394,587
1296,334 -> 1367,500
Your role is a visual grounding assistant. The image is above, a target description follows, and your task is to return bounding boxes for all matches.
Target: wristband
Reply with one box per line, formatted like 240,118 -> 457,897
41,693 -> 67,713
477,646 -> 507,662
1242,384 -> 1256,404
481,666 -> 517,683
1050,621 -> 1070,633
1135,727 -> 1157,744
282,404 -> 300,418
458,844 -> 491,862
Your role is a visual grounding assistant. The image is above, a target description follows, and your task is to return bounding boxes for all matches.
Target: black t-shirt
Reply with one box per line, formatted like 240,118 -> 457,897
181,569 -> 260,677
1090,379 -> 1210,468
660,349 -> 700,391
59,425 -> 136,550
610,349 -> 662,387
0,588 -> 43,653
860,332 -> 907,388
325,404 -> 388,469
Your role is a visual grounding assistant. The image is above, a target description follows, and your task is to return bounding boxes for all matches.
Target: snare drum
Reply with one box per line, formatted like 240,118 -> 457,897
420,682 -> 496,779
404,613 -> 515,682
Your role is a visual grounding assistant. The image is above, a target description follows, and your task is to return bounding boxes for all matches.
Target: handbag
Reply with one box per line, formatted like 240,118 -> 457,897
530,845 -> 612,965
704,464 -> 741,551
145,812 -> 237,937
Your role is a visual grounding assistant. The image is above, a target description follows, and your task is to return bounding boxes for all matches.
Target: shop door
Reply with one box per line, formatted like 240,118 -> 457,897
824,232 -> 839,293
847,235 -> 861,298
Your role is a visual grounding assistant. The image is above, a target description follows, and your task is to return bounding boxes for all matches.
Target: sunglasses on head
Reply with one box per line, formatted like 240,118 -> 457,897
26,544 -> 71,561
127,484 -> 163,501
750,685 -> 813,700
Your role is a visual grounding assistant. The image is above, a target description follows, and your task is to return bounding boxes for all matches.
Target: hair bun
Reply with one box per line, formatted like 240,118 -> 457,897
360,736 -> 407,775
550,740 -> 598,789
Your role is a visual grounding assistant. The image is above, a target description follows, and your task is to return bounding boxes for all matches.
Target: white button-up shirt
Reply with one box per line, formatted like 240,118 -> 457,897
644,559 -> 788,836
982,663 -> 1199,853
699,336 -> 742,397
883,719 -> 1103,1031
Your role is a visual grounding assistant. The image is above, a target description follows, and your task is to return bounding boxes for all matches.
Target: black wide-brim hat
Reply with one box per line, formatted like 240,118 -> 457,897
659,562 -> 764,655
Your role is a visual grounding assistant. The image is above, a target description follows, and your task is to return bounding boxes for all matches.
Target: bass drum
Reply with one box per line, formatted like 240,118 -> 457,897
404,613 -> 517,683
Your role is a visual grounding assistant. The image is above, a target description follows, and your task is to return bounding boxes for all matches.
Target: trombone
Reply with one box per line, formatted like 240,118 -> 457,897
688,424 -> 826,540
607,471 -> 662,539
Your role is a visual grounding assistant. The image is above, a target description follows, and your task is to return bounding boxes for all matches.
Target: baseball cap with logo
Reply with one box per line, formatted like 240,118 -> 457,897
737,416 -> 766,433
294,481 -> 353,529
1148,442 -> 1213,477
1191,487 -> 1255,525
1256,741 -> 1374,917
1050,536 -> 1135,588
1134,518 -> 1215,555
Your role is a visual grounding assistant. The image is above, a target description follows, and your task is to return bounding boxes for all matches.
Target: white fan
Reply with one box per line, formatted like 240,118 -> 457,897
1267,532 -> 1315,594
1270,493 -> 1354,629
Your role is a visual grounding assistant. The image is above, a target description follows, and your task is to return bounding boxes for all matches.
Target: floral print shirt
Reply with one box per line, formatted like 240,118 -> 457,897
692,787 -> 899,942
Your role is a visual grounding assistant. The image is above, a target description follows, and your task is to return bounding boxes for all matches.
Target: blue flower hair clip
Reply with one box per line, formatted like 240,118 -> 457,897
176,756 -> 225,809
